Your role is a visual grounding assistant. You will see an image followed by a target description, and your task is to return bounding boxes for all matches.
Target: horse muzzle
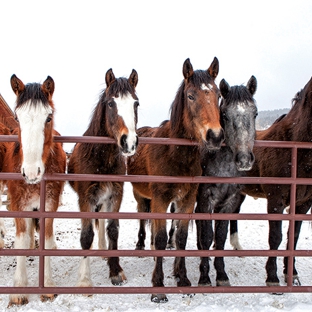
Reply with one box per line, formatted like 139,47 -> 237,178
22,165 -> 44,184
235,151 -> 255,171
120,134 -> 138,157
205,128 -> 225,150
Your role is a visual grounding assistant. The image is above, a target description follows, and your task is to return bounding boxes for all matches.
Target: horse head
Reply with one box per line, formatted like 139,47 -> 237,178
220,76 -> 258,171
10,75 -> 55,184
103,68 -> 139,156
170,57 -> 224,149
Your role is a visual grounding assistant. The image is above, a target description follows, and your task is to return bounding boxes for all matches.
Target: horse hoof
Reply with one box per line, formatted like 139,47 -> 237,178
198,282 -> 212,287
151,293 -> 168,303
8,295 -> 29,307
216,280 -> 231,286
111,271 -> 127,285
40,294 -> 58,302
266,281 -> 283,295
182,293 -> 195,298
284,274 -> 301,286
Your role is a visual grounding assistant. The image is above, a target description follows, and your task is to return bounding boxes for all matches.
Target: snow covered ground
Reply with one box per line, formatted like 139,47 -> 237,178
1,182 -> 312,312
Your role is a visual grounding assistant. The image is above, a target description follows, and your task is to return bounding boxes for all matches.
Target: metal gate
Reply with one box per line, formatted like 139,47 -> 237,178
0,134 -> 312,296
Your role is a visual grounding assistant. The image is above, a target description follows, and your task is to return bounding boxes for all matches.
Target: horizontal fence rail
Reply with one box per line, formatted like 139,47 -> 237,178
0,135 -> 312,297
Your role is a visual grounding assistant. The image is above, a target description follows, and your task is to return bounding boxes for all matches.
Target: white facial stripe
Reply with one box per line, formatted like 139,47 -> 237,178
114,93 -> 137,153
201,83 -> 213,91
16,101 -> 52,182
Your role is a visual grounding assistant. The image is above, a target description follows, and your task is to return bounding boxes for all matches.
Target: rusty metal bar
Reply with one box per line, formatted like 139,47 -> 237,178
1,135 -> 312,296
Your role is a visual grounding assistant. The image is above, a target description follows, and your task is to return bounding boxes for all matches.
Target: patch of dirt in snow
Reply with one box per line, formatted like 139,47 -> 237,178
1,183 -> 312,311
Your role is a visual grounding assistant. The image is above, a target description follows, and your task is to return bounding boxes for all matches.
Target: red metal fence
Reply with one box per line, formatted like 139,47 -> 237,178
0,134 -> 312,296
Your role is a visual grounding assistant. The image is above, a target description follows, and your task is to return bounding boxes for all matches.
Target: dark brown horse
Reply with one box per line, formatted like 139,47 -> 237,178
3,75 -> 66,306
128,57 -> 224,303
233,76 -> 312,288
68,68 -> 139,287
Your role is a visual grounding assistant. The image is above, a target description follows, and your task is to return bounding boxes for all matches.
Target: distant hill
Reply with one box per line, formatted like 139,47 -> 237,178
256,108 -> 290,130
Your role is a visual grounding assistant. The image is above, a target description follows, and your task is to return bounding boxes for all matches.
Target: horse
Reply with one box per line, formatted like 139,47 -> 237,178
127,57 -> 224,303
230,76 -> 312,288
3,75 -> 66,306
195,76 -> 257,287
67,68 -> 139,287
0,122 -> 11,249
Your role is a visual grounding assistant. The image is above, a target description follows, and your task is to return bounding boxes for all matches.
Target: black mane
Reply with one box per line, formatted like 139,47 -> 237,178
16,83 -> 49,108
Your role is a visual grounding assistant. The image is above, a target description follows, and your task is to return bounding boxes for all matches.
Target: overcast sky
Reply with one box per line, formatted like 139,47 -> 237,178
1,0 -> 312,148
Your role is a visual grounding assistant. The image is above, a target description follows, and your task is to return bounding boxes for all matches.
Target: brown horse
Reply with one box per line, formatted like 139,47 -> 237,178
3,75 -> 66,306
68,68 -> 139,287
127,57 -> 224,303
0,122 -> 11,249
233,76 -> 312,288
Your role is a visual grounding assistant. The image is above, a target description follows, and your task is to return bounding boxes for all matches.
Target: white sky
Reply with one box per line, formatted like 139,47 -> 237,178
1,0 -> 312,141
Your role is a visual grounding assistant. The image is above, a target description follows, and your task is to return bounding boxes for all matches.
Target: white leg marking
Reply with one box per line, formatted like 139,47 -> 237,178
77,257 -> 92,287
230,232 -> 243,251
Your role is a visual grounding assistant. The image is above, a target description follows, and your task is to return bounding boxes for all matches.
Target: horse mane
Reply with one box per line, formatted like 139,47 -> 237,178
222,85 -> 256,105
84,77 -> 137,137
16,83 -> 50,109
170,70 -> 215,137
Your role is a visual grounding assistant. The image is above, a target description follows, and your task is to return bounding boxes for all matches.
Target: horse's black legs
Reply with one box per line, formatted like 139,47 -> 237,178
173,220 -> 192,287
135,195 -> 151,250
266,219 -> 283,286
283,220 -> 302,285
151,220 -> 168,303
214,219 -> 231,286
229,194 -> 245,250
196,186 -> 213,286
107,219 -> 127,285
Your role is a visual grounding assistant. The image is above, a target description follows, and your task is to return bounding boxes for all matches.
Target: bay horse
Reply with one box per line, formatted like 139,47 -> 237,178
231,76 -> 312,288
195,76 -> 257,287
127,57 -> 224,303
67,68 -> 139,287
3,75 -> 66,306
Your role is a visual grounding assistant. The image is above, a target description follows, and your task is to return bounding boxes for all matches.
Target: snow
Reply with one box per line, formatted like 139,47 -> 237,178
1,182 -> 312,311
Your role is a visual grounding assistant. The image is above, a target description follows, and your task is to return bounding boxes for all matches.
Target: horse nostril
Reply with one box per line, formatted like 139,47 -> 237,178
22,168 -> 25,177
38,167 -> 41,175
250,152 -> 255,164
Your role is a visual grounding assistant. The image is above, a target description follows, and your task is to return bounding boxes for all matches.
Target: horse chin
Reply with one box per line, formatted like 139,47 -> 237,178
121,150 -> 136,157
236,164 -> 253,172
24,177 -> 42,185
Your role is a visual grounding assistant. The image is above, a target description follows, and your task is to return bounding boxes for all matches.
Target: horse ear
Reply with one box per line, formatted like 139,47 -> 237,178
128,69 -> 138,88
220,78 -> 230,98
105,68 -> 116,87
10,74 -> 25,95
247,75 -> 257,95
208,57 -> 219,79
42,76 -> 55,97
183,58 -> 194,80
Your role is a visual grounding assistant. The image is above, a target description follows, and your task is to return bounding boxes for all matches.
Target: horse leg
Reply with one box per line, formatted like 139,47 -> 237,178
106,218 -> 127,285
40,217 -> 58,302
8,217 -> 33,307
134,194 -> 150,250
266,197 -> 284,286
166,203 -> 176,249
229,194 -> 246,251
77,218 -> 94,287
151,218 -> 168,303
214,219 -> 231,286
173,219 -> 192,288
195,186 -> 213,286
0,218 -> 5,249
283,220 -> 302,286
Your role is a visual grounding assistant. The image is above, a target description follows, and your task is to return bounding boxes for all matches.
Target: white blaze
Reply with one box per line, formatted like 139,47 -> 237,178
15,101 -> 52,183
113,93 -> 137,156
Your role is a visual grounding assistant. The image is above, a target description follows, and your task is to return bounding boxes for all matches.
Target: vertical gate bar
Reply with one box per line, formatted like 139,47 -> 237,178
39,178 -> 46,289
287,146 -> 297,286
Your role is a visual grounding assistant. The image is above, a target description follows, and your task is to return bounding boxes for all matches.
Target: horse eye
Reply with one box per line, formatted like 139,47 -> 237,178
134,101 -> 139,108
108,102 -> 114,108
188,94 -> 195,101
15,116 -> 19,123
46,116 -> 52,123
222,113 -> 228,121
254,112 -> 258,119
